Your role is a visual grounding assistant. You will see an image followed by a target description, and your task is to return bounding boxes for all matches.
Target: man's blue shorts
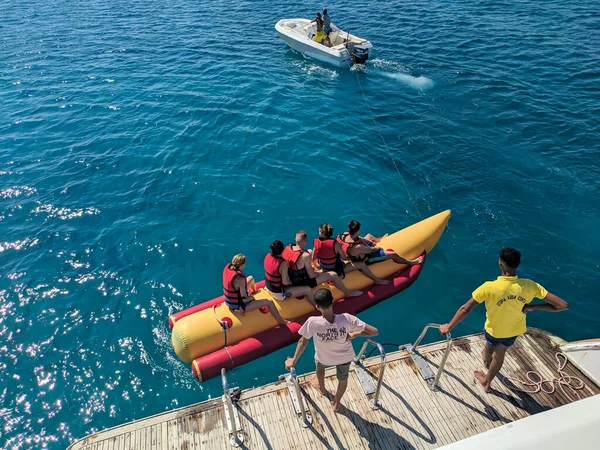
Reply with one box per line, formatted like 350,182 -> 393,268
484,330 -> 518,347
366,249 -> 386,265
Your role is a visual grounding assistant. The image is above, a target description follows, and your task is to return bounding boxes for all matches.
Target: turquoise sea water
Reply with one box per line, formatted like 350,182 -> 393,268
1,0 -> 599,447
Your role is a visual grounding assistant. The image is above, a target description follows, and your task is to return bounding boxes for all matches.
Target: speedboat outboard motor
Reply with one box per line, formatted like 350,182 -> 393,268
347,42 -> 370,64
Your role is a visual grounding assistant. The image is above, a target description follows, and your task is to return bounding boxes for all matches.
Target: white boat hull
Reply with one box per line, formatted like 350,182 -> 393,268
275,18 -> 372,68
560,338 -> 600,387
436,395 -> 600,450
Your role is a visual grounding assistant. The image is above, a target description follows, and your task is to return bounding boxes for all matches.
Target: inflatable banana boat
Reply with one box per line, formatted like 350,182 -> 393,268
170,210 -> 451,382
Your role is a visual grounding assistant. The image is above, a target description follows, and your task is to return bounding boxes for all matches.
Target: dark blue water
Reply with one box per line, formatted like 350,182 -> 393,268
1,0 -> 599,447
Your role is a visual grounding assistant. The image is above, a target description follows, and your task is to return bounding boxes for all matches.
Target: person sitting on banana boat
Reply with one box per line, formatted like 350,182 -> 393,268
312,223 -> 389,285
282,230 -> 363,298
337,220 -> 424,266
223,254 -> 290,326
264,240 -> 317,308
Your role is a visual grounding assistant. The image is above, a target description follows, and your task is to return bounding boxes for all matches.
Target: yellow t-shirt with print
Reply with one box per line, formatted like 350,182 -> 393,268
472,276 -> 548,338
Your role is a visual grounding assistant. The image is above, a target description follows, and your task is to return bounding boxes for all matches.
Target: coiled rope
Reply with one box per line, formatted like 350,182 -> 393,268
504,352 -> 585,402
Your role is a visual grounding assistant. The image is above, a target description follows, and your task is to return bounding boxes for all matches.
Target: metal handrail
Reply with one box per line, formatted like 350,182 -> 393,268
354,339 -> 386,409
410,323 -> 452,389
221,367 -> 230,394
221,368 -> 243,447
289,366 -> 311,427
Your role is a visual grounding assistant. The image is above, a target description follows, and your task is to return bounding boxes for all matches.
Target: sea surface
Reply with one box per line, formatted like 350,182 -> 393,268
1,0 -> 599,447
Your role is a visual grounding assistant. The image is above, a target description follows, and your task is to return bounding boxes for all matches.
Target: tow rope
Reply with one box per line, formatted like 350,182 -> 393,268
212,305 -> 230,348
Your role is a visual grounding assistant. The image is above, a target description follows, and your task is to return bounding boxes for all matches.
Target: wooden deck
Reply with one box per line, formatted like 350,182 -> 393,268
69,329 -> 599,450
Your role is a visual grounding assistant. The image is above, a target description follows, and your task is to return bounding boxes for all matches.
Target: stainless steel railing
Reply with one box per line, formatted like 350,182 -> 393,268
354,339 -> 387,409
404,323 -> 453,390
221,368 -> 243,447
288,366 -> 312,427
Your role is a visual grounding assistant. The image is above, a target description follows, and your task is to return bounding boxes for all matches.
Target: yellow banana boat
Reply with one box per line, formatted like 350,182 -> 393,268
170,210 -> 451,381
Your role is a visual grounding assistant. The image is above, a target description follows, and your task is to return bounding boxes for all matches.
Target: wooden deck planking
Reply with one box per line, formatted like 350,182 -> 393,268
68,330 -> 599,450
240,396 -> 260,449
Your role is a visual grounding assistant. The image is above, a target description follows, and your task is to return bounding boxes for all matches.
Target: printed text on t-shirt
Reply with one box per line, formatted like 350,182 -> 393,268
316,326 -> 347,342
496,294 -> 527,307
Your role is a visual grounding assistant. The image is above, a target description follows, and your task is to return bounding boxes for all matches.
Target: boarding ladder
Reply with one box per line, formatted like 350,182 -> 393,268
279,366 -> 313,428
401,323 -> 453,391
352,339 -> 387,409
221,368 -> 244,447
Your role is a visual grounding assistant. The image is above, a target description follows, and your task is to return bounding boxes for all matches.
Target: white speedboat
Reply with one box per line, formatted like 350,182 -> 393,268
275,18 -> 372,68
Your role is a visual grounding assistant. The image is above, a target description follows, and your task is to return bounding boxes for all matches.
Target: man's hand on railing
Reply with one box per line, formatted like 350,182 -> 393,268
285,357 -> 295,371
439,324 -> 451,335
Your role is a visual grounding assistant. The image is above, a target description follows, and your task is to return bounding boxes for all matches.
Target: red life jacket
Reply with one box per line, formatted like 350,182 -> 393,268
336,233 -> 366,261
264,253 -> 284,293
313,238 -> 338,267
282,244 -> 305,271
282,244 -> 310,284
222,264 -> 247,308
336,233 -> 353,256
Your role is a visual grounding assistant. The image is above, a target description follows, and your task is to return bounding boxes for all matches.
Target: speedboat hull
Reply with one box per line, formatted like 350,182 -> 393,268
275,18 -> 372,68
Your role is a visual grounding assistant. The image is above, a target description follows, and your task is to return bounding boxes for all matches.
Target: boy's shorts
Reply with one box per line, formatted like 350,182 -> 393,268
484,330 -> 518,347
315,360 -> 351,381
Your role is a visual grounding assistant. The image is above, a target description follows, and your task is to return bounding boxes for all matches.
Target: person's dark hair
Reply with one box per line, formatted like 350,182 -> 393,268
270,240 -> 284,256
323,8 -> 328,14
348,220 -> 361,235
319,223 -> 333,239
316,12 -> 321,17
499,248 -> 521,269
314,288 -> 333,308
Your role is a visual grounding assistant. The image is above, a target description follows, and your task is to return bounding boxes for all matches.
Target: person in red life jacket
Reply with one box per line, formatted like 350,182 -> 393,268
223,254 -> 290,326
337,220 -> 424,266
312,223 -> 390,285
282,230 -> 363,298
264,240 -> 317,308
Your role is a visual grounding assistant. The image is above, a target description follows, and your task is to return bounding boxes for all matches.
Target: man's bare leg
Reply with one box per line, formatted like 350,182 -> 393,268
316,272 -> 362,297
332,380 -> 348,412
346,261 -> 389,285
243,299 -> 290,326
288,286 -> 316,308
474,344 -> 508,392
385,251 -> 423,265
481,342 -> 493,369
309,364 -> 328,396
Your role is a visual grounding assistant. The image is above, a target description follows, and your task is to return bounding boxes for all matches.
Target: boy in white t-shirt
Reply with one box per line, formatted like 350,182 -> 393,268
285,289 -> 379,412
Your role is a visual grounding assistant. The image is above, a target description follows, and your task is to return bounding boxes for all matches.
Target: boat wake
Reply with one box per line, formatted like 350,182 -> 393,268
380,72 -> 435,91
367,58 -> 435,91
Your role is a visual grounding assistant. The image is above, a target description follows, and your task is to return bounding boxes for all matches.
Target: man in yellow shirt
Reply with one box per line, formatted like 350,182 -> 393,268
439,248 -> 568,392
